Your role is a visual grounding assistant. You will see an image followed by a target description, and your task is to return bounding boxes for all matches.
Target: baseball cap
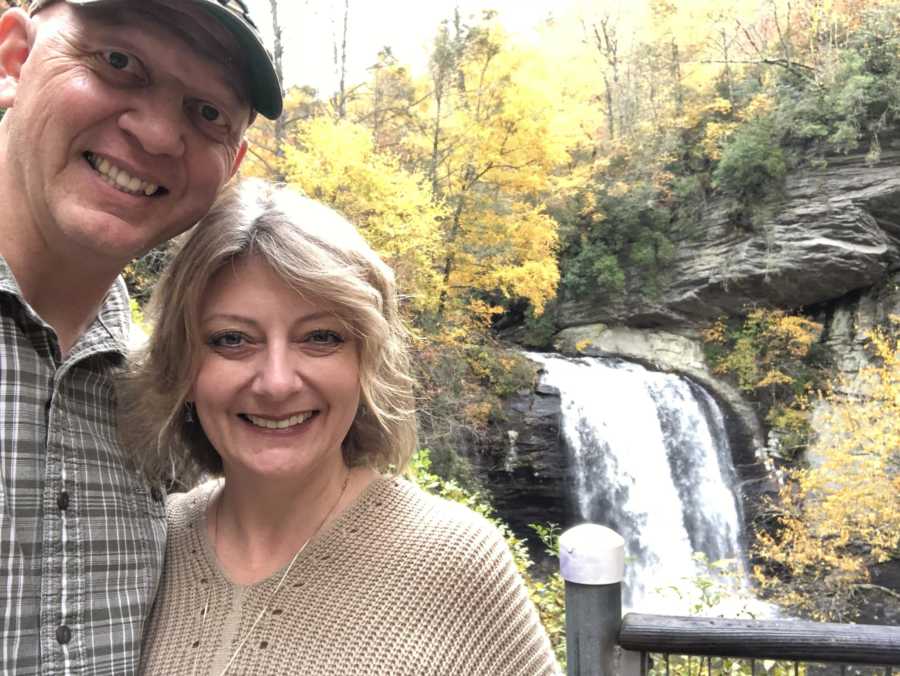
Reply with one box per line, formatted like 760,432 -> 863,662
29,0 -> 283,119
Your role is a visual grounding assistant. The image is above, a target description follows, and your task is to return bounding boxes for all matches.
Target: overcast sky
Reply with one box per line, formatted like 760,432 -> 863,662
244,0 -> 577,95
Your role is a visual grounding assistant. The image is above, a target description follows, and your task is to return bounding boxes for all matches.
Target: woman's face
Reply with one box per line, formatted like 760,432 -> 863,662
191,255 -> 361,483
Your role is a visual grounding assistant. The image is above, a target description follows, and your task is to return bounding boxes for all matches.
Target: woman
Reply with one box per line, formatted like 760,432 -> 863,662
122,179 -> 560,675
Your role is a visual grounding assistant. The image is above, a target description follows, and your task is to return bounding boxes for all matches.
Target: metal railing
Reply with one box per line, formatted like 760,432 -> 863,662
559,524 -> 900,675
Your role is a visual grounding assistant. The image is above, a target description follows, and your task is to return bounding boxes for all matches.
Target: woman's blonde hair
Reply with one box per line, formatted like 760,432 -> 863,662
119,179 -> 417,483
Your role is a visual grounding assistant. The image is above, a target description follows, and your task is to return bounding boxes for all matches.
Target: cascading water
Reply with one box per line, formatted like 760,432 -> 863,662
529,352 -> 752,615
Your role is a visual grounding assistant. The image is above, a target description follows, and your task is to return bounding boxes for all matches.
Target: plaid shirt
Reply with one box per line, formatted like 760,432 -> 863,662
0,256 -> 166,675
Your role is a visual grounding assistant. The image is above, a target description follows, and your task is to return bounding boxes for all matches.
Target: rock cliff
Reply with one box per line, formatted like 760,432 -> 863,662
559,148 -> 900,328
484,151 -> 899,606
465,379 -> 572,538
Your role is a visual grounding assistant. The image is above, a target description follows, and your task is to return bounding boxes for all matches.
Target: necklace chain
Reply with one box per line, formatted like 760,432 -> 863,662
195,471 -> 352,676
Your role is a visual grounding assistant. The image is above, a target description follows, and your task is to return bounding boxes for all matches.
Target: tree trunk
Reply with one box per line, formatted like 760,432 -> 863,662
268,0 -> 287,181
332,0 -> 350,119
436,194 -> 466,318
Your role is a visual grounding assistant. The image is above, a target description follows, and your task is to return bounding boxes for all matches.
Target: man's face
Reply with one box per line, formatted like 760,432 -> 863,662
2,1 -> 251,270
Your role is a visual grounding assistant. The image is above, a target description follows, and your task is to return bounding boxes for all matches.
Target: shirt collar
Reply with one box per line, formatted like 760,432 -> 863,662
0,253 -> 131,356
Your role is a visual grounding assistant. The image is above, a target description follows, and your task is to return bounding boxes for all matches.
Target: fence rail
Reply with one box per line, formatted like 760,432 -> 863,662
619,613 -> 900,666
559,524 -> 900,675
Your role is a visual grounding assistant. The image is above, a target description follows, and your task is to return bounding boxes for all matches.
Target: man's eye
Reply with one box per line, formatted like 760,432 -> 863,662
105,50 -> 129,69
201,104 -> 220,122
192,102 -> 228,129
100,50 -> 141,74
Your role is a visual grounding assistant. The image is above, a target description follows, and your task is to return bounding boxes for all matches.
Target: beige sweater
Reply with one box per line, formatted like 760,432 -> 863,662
140,476 -> 561,675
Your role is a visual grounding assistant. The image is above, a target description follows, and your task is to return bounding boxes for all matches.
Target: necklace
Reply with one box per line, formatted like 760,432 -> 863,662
198,470 -> 352,676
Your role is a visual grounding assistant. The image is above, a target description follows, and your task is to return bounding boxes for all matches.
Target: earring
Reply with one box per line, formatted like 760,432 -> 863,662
184,401 -> 195,423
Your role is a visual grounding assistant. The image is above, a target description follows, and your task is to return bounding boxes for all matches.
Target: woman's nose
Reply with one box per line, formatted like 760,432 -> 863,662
251,346 -> 302,400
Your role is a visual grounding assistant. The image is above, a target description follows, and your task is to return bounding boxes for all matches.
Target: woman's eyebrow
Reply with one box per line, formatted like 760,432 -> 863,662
201,313 -> 260,328
201,312 -> 341,327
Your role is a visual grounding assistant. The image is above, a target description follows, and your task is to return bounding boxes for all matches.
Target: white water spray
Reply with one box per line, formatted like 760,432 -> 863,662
529,353 -> 756,615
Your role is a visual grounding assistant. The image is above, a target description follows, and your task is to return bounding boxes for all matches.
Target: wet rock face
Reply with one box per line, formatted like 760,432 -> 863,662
559,150 -> 900,329
818,269 -> 900,374
470,381 -> 573,537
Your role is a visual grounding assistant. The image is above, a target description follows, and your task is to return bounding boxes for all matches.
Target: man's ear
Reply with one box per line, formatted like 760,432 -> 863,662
0,9 -> 33,109
229,139 -> 248,178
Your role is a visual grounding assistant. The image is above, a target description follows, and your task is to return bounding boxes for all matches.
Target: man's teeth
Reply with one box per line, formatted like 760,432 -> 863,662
245,413 -> 313,430
86,152 -> 160,196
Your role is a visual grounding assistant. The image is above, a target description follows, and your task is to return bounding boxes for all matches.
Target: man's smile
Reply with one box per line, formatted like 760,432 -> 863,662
84,151 -> 165,197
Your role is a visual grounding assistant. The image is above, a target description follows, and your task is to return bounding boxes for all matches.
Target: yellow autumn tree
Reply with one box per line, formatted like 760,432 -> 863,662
753,318 -> 900,620
240,85 -> 327,181
279,116 -> 447,317
418,17 -> 566,325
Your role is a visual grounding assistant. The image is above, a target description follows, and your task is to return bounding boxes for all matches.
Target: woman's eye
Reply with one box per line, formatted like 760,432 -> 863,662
209,331 -> 248,349
307,330 -> 344,346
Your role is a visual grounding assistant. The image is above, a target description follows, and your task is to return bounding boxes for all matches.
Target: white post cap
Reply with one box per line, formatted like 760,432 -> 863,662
559,523 -> 625,585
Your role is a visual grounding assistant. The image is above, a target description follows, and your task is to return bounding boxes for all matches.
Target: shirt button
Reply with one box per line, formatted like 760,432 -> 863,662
57,491 -> 70,511
150,487 -> 163,503
56,625 -> 71,645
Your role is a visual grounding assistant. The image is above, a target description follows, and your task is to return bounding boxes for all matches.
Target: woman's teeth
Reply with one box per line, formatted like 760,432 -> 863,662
244,413 -> 313,430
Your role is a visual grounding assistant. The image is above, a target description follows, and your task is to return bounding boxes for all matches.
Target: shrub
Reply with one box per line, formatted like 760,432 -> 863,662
703,309 -> 825,460
713,117 -> 786,204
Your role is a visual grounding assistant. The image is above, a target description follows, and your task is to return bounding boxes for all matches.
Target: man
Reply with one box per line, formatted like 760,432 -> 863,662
0,0 -> 282,672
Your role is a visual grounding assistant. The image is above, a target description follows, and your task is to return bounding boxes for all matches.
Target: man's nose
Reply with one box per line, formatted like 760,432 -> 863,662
118,88 -> 187,158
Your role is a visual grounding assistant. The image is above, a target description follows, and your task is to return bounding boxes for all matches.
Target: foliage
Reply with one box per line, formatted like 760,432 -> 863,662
414,331 -> 537,469
128,298 -> 146,332
558,180 -> 676,301
408,450 -> 566,665
712,115 -> 787,207
777,7 -> 900,161
703,309 -> 825,459
656,552 -> 759,618
648,554 -> 806,675
646,655 -> 823,675
527,522 -> 566,662
519,300 -> 560,349
123,245 -> 170,306
280,117 -> 447,317
753,321 -> 900,621
415,20 -> 566,322
554,0 -> 900,308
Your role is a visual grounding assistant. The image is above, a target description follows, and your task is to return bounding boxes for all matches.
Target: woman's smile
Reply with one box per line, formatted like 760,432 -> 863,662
240,411 -> 316,430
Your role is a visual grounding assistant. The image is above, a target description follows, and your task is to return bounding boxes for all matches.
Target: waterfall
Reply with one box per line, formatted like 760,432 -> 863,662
529,352 -> 751,615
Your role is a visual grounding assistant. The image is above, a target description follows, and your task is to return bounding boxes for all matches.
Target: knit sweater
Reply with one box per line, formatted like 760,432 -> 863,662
140,476 -> 561,675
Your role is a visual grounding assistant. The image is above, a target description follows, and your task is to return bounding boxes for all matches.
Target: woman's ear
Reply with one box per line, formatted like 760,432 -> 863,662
0,9 -> 33,109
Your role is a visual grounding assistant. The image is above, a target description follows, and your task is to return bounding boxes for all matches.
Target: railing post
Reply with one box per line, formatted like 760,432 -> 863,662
559,524 -> 626,676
